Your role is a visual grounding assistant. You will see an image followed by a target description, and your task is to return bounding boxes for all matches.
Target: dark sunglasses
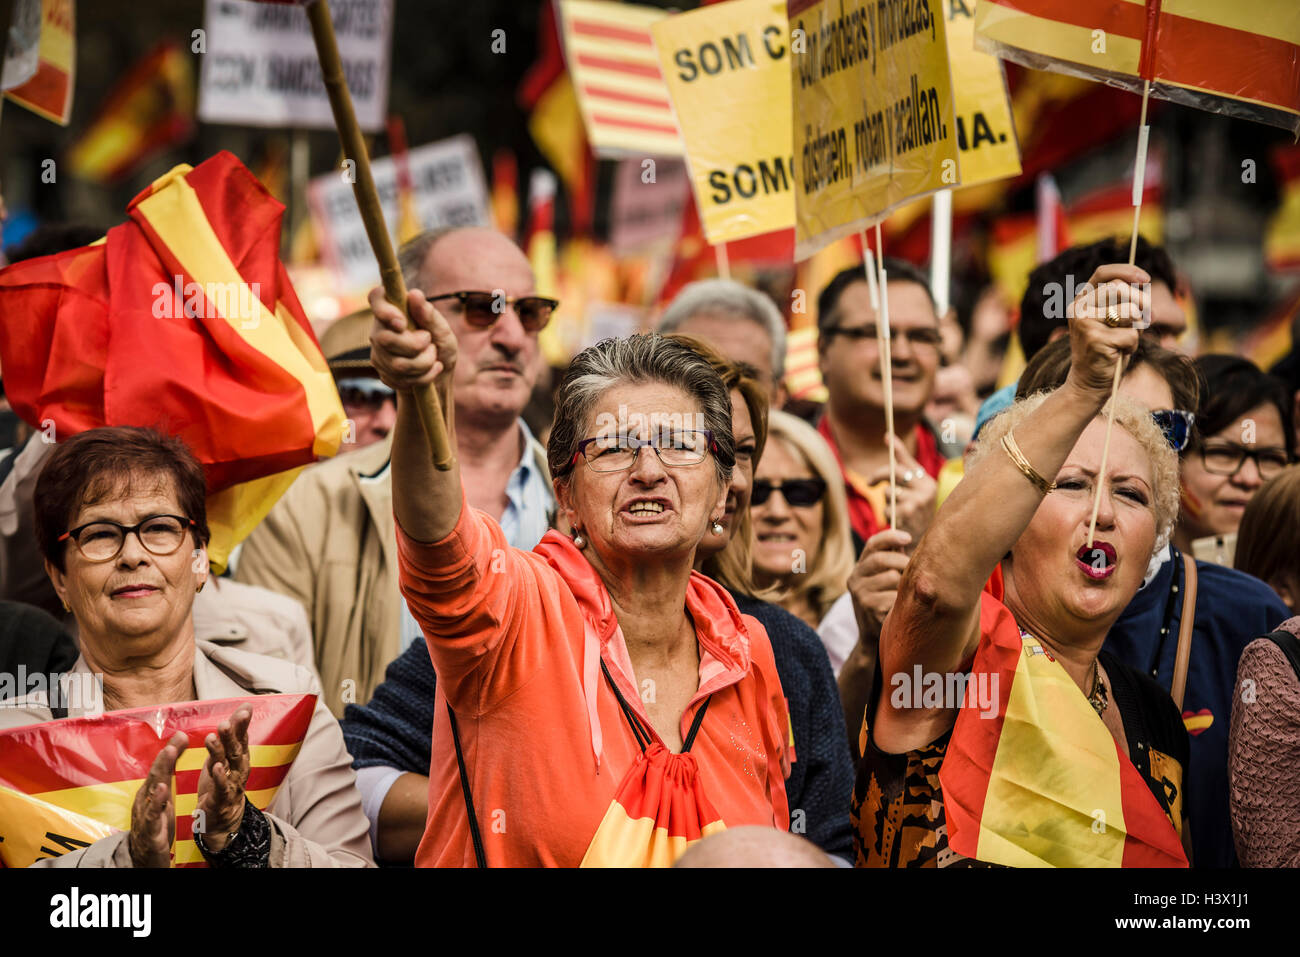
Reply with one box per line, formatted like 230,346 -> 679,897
1152,409 -> 1195,453
428,290 -> 558,332
751,477 -> 827,507
337,378 -> 395,412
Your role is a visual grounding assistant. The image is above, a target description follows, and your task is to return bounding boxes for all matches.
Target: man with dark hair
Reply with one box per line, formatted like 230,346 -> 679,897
1019,235 -> 1186,362
816,258 -> 945,551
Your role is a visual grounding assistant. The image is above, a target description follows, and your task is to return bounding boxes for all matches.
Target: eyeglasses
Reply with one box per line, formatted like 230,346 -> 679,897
337,377 -> 395,413
571,430 -> 716,473
60,514 -> 195,563
1198,442 -> 1290,479
824,324 -> 943,349
1152,409 -> 1195,452
427,291 -> 559,332
751,477 -> 827,507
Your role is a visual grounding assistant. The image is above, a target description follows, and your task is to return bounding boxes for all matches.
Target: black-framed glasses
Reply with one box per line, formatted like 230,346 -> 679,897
60,514 -> 196,563
337,377 -> 395,412
1152,409 -> 1195,452
751,477 -> 827,507
571,429 -> 716,473
427,290 -> 559,332
1198,442 -> 1290,480
824,324 -> 943,349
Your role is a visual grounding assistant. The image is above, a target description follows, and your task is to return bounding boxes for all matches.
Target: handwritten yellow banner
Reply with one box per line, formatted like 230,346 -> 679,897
790,0 -> 961,259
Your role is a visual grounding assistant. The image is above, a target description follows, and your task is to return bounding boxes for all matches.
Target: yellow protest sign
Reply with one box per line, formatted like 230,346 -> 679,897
790,0 -> 961,259
652,0 -> 794,244
4,0 -> 75,125
944,0 -> 1019,187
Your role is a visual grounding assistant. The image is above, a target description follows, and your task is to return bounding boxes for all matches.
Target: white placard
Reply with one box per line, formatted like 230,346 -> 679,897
198,0 -> 392,132
307,134 -> 491,291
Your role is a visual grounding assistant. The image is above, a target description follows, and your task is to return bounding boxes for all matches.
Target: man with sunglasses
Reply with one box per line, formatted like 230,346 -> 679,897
320,310 -> 399,449
815,258 -> 947,553
239,226 -> 555,862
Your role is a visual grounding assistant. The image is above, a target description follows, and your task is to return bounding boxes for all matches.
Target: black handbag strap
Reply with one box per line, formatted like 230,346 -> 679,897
1261,630 -> 1300,682
599,657 -> 712,753
446,702 -> 487,868
448,661 -> 714,870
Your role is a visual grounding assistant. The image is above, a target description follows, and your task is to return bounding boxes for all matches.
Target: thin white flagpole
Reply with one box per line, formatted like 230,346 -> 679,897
1088,78 -> 1152,546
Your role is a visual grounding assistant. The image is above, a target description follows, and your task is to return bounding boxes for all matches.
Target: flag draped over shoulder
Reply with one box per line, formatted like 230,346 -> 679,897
0,693 -> 316,868
0,151 -> 345,571
939,589 -> 1188,868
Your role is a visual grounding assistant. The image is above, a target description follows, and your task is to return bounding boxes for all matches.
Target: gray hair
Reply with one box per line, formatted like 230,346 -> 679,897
397,226 -> 464,292
657,279 -> 787,379
549,334 -> 736,486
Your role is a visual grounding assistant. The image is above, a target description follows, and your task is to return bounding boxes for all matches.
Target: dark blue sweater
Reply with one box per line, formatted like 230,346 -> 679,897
340,589 -> 855,861
1105,548 -> 1291,868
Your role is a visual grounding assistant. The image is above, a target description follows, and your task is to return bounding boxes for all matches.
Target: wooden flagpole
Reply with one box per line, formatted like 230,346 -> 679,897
1088,78 -> 1152,544
304,0 -> 454,470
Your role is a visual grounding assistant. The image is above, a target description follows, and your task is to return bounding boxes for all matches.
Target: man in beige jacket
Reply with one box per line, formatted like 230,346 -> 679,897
236,226 -> 554,718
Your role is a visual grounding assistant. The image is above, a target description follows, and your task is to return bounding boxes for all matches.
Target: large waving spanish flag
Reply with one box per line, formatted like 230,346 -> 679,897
939,590 -> 1188,867
0,693 -> 315,868
0,152 -> 345,570
975,0 -> 1300,133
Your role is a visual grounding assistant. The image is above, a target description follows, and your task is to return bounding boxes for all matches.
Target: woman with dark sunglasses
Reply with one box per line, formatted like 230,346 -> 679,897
751,410 -> 855,630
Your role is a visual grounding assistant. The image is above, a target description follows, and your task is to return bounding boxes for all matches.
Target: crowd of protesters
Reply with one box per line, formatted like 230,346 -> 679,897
2,222 -> 1299,868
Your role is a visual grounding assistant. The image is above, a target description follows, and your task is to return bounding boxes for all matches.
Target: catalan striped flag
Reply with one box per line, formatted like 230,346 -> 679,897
939,590 -> 1189,868
558,0 -> 683,157
975,0 -> 1300,133
0,151 -> 346,571
0,694 -> 315,868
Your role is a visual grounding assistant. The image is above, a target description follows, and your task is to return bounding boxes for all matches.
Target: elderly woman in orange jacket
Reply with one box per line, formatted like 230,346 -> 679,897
369,288 -> 791,867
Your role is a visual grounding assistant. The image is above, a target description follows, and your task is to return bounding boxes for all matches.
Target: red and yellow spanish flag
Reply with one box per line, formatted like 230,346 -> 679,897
0,694 -> 315,868
976,0 -> 1300,133
0,151 -> 345,570
1067,150 -> 1165,247
939,589 -> 1188,867
4,0 -> 75,125
1266,145 -> 1300,273
65,41 -> 194,184
580,743 -> 726,867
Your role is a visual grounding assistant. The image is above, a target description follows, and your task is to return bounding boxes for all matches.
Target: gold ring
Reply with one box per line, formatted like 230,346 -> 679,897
1105,305 -> 1121,327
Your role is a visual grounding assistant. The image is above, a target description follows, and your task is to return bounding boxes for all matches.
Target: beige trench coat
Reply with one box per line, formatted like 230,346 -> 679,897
1,640 -> 374,868
234,436 -> 399,718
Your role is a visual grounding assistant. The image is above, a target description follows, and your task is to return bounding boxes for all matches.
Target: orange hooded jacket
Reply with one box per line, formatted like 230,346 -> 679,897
399,495 -> 791,867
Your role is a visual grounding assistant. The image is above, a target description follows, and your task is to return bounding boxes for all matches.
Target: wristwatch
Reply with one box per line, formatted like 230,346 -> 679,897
195,796 -> 272,868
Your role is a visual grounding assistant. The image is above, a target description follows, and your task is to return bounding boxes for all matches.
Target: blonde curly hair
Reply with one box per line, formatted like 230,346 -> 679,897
970,391 -> 1179,558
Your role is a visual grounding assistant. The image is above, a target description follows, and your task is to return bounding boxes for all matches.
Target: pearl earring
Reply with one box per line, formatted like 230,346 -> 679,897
711,521 -> 724,536
572,530 -> 586,548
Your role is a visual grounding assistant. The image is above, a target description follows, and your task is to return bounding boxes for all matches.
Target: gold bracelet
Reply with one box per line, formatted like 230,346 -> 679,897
1000,432 -> 1056,495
